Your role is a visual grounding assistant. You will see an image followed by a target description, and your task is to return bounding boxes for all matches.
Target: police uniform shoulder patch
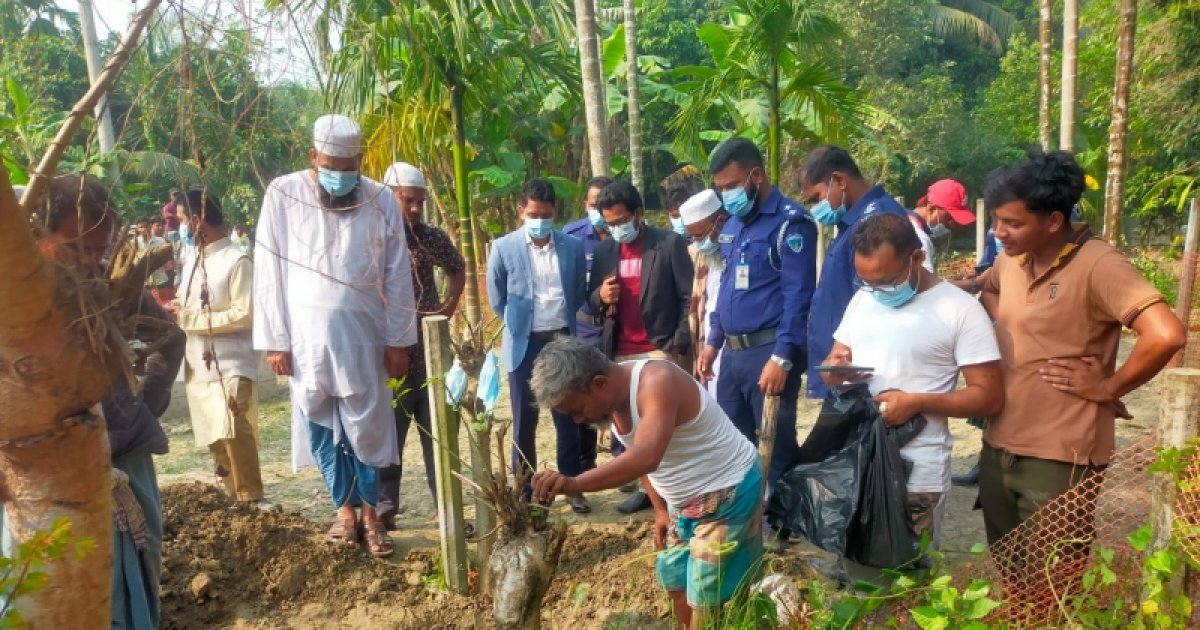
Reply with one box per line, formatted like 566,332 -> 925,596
786,232 -> 805,253
863,201 -> 879,217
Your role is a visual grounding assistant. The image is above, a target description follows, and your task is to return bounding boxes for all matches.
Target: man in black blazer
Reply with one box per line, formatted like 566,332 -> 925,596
588,180 -> 694,513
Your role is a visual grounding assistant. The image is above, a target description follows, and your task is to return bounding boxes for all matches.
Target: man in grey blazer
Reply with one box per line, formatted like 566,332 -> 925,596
486,179 -> 589,508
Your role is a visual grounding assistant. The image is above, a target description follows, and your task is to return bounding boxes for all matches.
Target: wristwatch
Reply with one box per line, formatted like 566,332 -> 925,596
770,355 -> 793,371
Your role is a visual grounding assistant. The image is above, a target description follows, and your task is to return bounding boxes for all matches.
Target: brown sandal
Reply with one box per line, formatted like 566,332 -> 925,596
326,516 -> 358,546
364,520 -> 394,558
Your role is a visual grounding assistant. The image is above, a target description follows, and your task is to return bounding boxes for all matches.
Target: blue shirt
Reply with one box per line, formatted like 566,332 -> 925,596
707,188 -> 818,361
563,217 -> 605,346
979,227 -> 999,269
806,185 -> 907,398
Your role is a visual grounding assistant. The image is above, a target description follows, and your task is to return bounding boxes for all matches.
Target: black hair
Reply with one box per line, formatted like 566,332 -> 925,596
585,176 -> 613,194
665,178 -> 704,212
180,188 -> 225,227
150,217 -> 164,226
136,217 -> 152,226
709,137 -> 764,176
982,149 -> 1085,219
34,174 -> 116,235
852,213 -> 922,258
595,180 -> 643,214
799,145 -> 864,187
520,178 -> 556,206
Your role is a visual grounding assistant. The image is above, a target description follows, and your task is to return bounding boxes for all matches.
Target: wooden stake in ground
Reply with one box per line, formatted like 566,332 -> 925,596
424,315 -> 468,594
1149,368 -> 1200,618
758,395 -> 780,487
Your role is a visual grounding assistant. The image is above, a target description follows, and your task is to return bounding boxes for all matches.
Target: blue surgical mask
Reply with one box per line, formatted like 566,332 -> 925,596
720,170 -> 759,217
993,235 -> 1003,253
180,223 -> 196,247
587,208 -> 607,231
696,237 -> 720,255
610,221 -> 640,244
317,168 -> 359,197
525,217 -> 553,240
930,223 -> 951,239
865,263 -> 918,309
670,216 -> 687,236
810,178 -> 846,226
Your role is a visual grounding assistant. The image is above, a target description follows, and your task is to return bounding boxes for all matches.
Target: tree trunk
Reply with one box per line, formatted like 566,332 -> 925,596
1060,0 -> 1079,152
0,3 -> 160,624
767,59 -> 782,184
451,85 -> 482,327
1039,0 -> 1053,151
623,0 -> 642,193
574,0 -> 611,177
1103,0 -> 1137,245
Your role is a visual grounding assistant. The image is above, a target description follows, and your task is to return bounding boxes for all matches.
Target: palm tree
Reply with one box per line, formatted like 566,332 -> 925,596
623,0 -> 642,192
325,0 -> 577,328
575,0 -> 610,177
670,0 -> 866,184
1103,0 -> 1138,244
928,0 -> 1021,56
1061,0 -> 1079,152
1039,0 -> 1053,150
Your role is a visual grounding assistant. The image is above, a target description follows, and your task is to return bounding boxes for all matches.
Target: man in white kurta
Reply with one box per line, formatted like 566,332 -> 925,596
253,115 -> 418,557
176,188 -> 265,502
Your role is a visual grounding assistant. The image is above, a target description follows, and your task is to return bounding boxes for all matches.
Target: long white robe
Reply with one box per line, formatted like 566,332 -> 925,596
252,171 -> 418,470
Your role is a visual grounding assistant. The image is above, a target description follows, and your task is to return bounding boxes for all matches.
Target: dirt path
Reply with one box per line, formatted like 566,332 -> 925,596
155,337 -> 1160,628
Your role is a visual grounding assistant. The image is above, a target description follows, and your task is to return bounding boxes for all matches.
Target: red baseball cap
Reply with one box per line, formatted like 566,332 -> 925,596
925,179 -> 975,225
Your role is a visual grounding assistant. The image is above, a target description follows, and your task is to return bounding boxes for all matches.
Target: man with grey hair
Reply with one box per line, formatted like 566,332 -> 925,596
530,337 -> 762,628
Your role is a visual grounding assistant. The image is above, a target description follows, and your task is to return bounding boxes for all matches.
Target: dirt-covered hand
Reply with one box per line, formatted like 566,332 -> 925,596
267,351 -> 292,376
653,508 -> 670,550
531,470 -> 576,504
758,360 -> 787,396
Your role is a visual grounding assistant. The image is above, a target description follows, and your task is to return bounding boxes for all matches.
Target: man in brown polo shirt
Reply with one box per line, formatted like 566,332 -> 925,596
977,150 -> 1186,545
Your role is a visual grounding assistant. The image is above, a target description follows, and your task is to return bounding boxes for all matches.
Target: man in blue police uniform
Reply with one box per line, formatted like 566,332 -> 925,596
558,176 -> 612,512
798,145 -> 908,400
696,138 -> 817,488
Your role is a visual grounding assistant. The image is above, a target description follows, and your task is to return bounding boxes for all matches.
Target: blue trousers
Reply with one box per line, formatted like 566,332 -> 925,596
308,421 -> 378,508
112,451 -> 162,630
509,336 -> 598,489
715,343 -> 801,490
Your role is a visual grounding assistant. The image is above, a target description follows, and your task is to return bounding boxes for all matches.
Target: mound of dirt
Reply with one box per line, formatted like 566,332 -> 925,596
159,483 -> 480,629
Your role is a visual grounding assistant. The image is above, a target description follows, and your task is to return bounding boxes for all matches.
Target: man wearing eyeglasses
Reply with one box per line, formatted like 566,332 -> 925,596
820,213 -> 1003,546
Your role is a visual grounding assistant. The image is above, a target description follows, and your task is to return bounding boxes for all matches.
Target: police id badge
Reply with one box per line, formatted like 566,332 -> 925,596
735,262 -> 750,290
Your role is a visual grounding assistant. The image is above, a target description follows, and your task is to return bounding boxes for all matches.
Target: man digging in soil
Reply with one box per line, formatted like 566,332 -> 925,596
253,115 -> 418,557
530,337 -> 763,629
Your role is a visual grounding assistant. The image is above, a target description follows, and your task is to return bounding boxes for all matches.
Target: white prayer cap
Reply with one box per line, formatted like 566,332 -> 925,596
679,189 -> 722,226
312,114 -> 362,158
383,162 -> 426,189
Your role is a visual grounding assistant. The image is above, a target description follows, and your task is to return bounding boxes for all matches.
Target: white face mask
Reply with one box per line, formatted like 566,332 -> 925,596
610,220 -> 640,244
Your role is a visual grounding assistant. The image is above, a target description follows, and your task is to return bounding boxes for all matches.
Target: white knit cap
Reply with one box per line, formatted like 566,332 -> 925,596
312,114 -> 361,158
678,189 -> 722,226
383,162 -> 426,189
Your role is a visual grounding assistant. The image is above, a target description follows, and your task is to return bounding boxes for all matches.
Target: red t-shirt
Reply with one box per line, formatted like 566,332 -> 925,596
615,239 -> 656,356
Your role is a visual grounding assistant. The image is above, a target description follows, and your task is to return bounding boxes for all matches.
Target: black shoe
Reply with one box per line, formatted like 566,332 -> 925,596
952,463 -> 981,487
616,491 -> 652,514
618,482 -> 637,493
567,494 -> 592,514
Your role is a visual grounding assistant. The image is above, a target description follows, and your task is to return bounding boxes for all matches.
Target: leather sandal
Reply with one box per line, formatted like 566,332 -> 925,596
326,515 -> 358,545
364,520 -> 394,558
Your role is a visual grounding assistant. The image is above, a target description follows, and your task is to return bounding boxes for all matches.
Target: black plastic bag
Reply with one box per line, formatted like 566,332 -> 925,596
844,416 -> 926,568
767,384 -> 876,557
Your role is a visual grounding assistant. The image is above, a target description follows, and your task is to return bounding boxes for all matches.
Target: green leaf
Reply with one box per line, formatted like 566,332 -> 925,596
966,597 -> 1001,620
1147,549 -> 1177,575
1100,564 -> 1117,586
469,166 -> 518,189
5,78 -> 30,118
601,23 -> 626,78
1171,594 -> 1192,617
570,581 -> 590,608
969,542 -> 987,554
1129,525 -> 1154,551
695,23 -> 736,68
963,581 -> 990,601
910,606 -> 949,630
1099,547 -> 1115,563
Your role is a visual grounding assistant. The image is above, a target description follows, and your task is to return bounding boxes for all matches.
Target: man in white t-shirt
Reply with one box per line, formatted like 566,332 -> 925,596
820,213 -> 1003,546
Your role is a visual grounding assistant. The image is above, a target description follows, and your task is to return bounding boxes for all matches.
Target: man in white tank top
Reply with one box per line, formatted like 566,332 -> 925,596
530,337 -> 761,628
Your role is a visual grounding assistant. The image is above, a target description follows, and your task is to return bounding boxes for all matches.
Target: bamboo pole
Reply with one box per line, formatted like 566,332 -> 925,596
1169,199 -> 1199,368
424,315 -> 468,593
758,395 -> 780,488
1149,368 -> 1200,604
976,199 -> 987,263
19,0 -> 163,216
